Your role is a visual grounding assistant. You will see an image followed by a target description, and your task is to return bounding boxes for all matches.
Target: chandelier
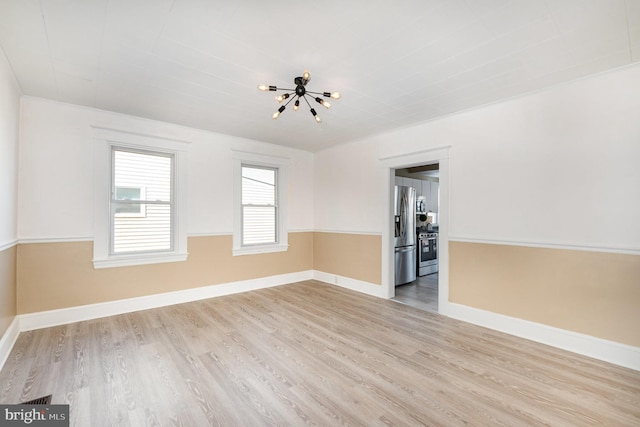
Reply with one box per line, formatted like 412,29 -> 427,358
258,70 -> 341,123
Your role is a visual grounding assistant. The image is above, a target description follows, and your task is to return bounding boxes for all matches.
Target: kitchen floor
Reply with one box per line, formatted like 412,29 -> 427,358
393,272 -> 438,313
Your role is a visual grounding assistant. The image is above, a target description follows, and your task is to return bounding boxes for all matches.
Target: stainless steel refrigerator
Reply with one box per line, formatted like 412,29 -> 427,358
394,185 -> 416,286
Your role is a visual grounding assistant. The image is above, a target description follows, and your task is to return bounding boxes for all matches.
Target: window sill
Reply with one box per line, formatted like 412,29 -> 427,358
93,252 -> 188,269
232,243 -> 289,257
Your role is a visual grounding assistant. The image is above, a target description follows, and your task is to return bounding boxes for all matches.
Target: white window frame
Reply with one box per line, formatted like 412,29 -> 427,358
232,150 -> 288,256
93,127 -> 190,268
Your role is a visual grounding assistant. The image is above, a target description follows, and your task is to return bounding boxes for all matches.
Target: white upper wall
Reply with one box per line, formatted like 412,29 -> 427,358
315,63 -> 640,252
0,47 -> 21,247
15,63 -> 640,251
18,98 -> 314,240
314,142 -> 389,234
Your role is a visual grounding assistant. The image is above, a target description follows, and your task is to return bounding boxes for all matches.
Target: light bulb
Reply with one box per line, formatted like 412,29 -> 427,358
276,95 -> 284,102
258,84 -> 269,91
331,92 -> 341,99
293,100 -> 299,111
315,97 -> 331,109
310,108 -> 321,123
272,105 -> 285,119
302,70 -> 311,81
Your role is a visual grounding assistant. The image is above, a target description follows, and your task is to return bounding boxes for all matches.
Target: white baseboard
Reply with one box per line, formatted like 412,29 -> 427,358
440,301 -> 640,372
18,270 -> 313,332
312,270 -> 387,298
0,317 -> 20,372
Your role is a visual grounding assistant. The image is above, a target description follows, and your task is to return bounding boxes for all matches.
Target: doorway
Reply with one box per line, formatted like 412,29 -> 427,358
392,164 -> 440,313
379,146 -> 449,316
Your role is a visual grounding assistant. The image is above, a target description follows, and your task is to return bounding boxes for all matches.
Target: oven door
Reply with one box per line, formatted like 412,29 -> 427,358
419,236 -> 437,264
418,235 -> 438,276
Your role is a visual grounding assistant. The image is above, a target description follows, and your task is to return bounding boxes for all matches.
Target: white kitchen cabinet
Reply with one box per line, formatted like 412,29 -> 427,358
430,181 -> 439,213
414,179 -> 423,201
402,177 -> 416,192
408,178 -> 417,192
406,178 -> 415,189
421,180 -> 431,209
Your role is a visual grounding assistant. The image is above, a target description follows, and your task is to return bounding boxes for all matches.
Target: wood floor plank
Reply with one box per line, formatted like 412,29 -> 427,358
1,280 -> 639,426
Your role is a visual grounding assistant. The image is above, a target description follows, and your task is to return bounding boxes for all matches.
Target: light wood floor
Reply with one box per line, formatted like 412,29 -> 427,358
1,280 -> 639,426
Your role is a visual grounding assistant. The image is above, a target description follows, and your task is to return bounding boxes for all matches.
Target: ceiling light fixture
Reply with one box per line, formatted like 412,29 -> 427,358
258,70 -> 341,123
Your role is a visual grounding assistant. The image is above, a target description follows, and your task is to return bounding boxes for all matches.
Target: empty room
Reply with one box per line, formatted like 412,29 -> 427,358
1,1 -> 639,425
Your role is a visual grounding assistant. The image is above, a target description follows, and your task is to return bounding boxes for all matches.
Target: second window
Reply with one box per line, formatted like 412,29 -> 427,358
241,165 -> 278,246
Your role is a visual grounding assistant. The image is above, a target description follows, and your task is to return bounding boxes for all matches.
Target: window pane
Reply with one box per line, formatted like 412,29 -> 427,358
242,166 -> 275,205
113,203 -> 172,253
243,206 -> 276,245
241,165 -> 277,246
114,151 -> 171,202
112,149 -> 173,254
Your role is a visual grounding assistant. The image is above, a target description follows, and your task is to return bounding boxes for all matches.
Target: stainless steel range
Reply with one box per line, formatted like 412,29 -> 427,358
417,231 -> 438,276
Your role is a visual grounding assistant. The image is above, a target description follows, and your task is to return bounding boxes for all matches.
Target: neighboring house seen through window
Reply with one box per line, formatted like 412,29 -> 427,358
114,186 -> 146,217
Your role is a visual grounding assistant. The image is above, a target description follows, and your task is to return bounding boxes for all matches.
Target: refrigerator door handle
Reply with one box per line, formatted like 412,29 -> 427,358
400,193 -> 407,238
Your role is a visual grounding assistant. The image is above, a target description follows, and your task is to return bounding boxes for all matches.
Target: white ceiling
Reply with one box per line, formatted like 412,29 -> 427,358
1,0 -> 638,152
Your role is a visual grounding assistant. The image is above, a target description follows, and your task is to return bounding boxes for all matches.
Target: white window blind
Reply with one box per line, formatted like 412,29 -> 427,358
241,165 -> 277,245
111,148 -> 173,254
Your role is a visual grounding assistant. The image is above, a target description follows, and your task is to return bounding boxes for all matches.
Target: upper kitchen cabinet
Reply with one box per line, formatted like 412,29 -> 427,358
394,177 -> 437,212
421,180 -> 431,209
408,178 -> 419,193
395,176 -> 411,187
430,181 -> 439,213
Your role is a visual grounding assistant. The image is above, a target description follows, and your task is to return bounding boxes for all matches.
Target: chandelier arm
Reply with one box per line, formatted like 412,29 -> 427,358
274,87 -> 296,92
302,95 -> 314,109
305,90 -> 332,96
283,95 -> 296,107
275,91 -> 296,102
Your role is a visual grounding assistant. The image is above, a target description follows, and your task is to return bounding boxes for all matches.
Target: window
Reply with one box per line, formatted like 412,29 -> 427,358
111,148 -> 172,254
242,165 -> 277,245
233,151 -> 288,256
93,127 -> 189,268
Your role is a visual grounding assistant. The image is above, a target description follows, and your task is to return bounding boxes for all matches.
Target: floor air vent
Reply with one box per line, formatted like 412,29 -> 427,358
21,394 -> 52,405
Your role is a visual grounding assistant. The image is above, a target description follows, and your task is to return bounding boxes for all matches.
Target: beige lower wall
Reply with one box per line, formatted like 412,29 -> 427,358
20,232 -> 638,349
16,232 -> 313,314
0,245 -> 17,337
313,232 -> 382,285
450,241 -> 640,347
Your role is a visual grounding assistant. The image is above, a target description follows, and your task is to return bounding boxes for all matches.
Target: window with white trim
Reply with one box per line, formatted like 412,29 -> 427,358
93,127 -> 189,268
111,148 -> 172,254
233,151 -> 288,256
242,165 -> 278,246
